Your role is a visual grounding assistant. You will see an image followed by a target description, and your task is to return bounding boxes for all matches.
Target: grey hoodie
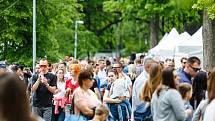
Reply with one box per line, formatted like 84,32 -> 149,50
151,86 -> 187,121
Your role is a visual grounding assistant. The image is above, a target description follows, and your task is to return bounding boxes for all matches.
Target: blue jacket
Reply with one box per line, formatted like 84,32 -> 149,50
178,69 -> 192,85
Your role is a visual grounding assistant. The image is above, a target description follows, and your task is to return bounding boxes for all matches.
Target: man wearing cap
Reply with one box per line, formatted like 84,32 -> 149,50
32,59 -> 57,121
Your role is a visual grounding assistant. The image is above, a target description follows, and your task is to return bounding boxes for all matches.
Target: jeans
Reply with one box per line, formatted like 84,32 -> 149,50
33,106 -> 52,121
109,100 -> 131,121
51,107 -> 65,121
122,99 -> 132,117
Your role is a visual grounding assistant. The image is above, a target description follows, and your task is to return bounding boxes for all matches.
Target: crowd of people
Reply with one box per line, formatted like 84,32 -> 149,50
0,55 -> 215,121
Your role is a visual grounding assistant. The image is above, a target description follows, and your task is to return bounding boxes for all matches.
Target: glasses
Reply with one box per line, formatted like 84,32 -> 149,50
39,65 -> 47,68
108,75 -> 114,77
113,66 -> 121,68
189,65 -> 201,72
88,77 -> 94,81
182,62 -> 187,64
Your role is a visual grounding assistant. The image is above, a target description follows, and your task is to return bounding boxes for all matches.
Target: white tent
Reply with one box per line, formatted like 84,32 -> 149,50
175,27 -> 203,64
149,33 -> 168,53
148,28 -> 180,61
171,32 -> 191,67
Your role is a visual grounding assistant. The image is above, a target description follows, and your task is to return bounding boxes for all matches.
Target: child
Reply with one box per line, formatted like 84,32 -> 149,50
91,105 -> 109,121
178,83 -> 193,121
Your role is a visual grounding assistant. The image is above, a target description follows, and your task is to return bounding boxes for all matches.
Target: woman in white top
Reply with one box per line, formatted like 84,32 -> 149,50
52,69 -> 66,121
203,68 -> 215,121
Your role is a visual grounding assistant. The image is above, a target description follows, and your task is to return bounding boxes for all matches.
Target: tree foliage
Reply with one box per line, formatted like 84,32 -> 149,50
0,0 -> 204,66
193,0 -> 215,20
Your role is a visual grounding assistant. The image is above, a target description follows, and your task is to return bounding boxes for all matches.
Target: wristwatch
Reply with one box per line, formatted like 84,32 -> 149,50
46,84 -> 49,87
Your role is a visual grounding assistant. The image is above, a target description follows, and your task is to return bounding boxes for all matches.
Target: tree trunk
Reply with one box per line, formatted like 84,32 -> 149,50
203,8 -> 215,71
150,13 -> 159,49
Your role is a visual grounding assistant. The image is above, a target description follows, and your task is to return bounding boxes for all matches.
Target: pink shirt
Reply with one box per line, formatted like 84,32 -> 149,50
73,87 -> 101,115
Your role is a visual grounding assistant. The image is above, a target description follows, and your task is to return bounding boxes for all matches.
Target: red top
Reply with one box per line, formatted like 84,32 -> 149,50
65,79 -> 79,103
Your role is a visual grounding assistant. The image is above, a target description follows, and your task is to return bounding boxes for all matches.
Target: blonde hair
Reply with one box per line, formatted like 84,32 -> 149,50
128,64 -> 136,80
95,105 -> 109,116
208,68 -> 215,103
178,83 -> 192,99
140,62 -> 162,102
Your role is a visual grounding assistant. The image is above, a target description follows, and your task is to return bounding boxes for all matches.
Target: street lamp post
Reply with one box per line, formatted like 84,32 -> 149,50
74,20 -> 84,59
33,0 -> 36,74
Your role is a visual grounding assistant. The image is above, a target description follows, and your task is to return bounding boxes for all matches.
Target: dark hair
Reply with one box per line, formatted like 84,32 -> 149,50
157,67 -> 176,96
78,69 -> 93,87
93,64 -> 99,68
187,56 -> 201,65
178,83 -> 192,99
106,60 -> 111,66
11,65 -> 19,72
208,68 -> 215,103
56,69 -> 65,81
59,62 -> 67,67
129,61 -> 134,64
180,57 -> 187,63
98,59 -> 105,62
48,63 -> 52,67
0,73 -> 36,121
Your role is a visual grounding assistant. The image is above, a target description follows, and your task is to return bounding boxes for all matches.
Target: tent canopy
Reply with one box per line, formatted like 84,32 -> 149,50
175,27 -> 202,54
149,28 -> 180,60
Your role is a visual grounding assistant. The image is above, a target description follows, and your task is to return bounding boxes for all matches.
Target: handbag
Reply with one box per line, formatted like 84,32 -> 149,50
64,114 -> 87,121
64,92 -> 88,121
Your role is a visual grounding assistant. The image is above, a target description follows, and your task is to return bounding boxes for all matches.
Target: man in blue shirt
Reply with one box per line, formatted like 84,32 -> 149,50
178,56 -> 201,85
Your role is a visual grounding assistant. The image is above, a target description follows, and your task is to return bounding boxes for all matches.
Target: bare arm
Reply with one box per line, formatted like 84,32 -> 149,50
42,77 -> 57,94
74,94 -> 94,117
129,85 -> 132,98
32,78 -> 41,92
94,87 -> 101,101
77,102 -> 94,116
103,90 -> 122,103
45,85 -> 57,94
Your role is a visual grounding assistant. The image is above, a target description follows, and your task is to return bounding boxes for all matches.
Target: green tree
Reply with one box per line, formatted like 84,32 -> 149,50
0,0 -> 83,66
193,0 -> 215,70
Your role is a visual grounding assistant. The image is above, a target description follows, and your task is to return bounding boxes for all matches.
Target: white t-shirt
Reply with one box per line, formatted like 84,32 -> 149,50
97,69 -> 107,86
64,72 -> 71,80
203,99 -> 215,121
53,81 -> 66,98
109,78 -> 130,99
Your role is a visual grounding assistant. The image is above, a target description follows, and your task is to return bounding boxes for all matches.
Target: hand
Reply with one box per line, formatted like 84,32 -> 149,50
42,77 -> 48,86
65,88 -> 71,97
185,109 -> 192,117
56,89 -> 61,93
118,96 -> 126,100
114,98 -> 122,103
66,88 -> 71,93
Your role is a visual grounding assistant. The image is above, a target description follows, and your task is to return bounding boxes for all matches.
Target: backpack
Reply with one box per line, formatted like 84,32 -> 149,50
134,102 -> 153,121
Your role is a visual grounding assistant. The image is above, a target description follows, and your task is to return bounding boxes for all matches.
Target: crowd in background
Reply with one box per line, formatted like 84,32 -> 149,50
0,54 -> 215,121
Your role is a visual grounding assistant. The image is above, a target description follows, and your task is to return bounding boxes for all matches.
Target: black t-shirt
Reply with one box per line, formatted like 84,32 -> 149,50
32,72 -> 57,107
90,79 -> 98,92
106,83 -> 111,91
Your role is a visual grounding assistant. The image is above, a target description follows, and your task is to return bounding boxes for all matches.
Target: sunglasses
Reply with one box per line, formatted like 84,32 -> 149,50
39,65 -> 47,68
88,77 -> 94,81
113,66 -> 121,68
189,65 -> 201,72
